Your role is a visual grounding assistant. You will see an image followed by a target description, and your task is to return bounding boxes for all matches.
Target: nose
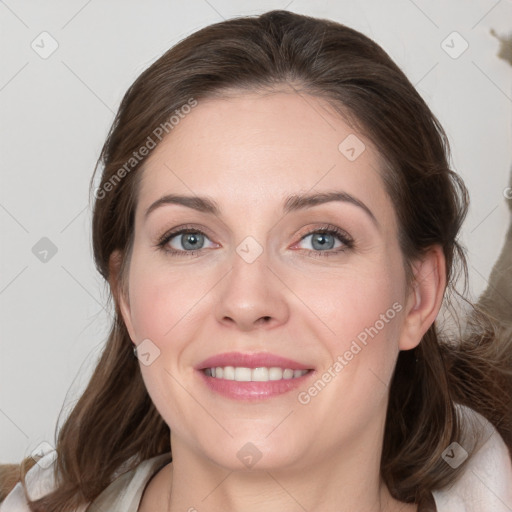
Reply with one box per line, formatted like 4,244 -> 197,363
214,245 -> 290,332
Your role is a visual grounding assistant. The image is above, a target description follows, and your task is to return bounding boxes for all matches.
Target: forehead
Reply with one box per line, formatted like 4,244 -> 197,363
136,91 -> 394,223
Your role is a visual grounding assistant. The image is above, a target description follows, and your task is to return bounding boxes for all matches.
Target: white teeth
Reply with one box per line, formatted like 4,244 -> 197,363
223,366 -> 235,380
283,369 -> 294,379
252,367 -> 269,381
269,367 -> 283,380
234,367 -> 252,381
204,366 -> 309,381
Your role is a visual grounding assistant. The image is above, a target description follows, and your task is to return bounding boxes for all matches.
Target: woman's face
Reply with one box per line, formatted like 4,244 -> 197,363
117,90 -> 423,472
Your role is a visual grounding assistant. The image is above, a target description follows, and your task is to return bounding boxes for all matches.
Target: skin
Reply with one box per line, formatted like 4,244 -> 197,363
111,88 -> 446,512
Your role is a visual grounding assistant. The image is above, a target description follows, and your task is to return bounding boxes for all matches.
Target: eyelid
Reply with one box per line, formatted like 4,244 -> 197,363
157,223 -> 212,241
155,224 -> 216,251
291,224 -> 354,253
295,223 -> 352,243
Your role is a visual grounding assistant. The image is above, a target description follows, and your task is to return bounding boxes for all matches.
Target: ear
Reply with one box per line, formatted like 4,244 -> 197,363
108,249 -> 137,342
398,245 -> 446,351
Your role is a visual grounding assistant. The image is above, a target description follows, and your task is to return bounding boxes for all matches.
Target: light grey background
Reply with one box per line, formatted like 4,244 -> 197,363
1,0 -> 511,463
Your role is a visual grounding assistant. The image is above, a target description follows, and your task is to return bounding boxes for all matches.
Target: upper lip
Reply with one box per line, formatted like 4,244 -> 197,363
196,352 -> 313,371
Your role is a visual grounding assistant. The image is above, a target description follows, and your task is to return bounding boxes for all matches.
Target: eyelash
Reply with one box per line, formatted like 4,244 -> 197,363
155,223 -> 354,258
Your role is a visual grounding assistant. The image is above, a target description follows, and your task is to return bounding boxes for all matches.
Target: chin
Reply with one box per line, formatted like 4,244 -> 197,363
193,431 -> 304,472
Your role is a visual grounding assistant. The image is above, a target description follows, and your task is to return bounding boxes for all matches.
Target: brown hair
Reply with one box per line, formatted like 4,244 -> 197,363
10,9 -> 511,510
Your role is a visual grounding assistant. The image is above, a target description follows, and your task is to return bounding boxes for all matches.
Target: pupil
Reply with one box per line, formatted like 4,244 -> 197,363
183,233 -> 202,250
313,233 -> 334,250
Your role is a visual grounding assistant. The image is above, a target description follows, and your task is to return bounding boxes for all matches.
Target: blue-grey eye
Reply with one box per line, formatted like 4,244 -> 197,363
299,232 -> 343,251
170,231 -> 207,251
311,233 -> 336,250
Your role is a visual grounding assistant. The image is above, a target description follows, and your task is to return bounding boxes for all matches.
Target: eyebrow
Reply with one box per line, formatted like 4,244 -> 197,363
144,191 -> 378,227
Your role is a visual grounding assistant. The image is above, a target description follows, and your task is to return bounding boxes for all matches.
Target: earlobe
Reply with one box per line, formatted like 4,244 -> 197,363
398,246 -> 446,351
108,250 -> 136,342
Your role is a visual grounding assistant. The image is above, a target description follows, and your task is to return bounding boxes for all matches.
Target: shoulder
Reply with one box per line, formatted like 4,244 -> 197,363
0,452 -> 171,512
90,453 -> 171,511
432,404 -> 512,512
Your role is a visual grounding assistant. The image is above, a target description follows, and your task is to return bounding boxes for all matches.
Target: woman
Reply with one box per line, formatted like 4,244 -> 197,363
1,9 -> 511,512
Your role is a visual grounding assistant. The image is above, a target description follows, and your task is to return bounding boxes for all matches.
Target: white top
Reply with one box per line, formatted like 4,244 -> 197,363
1,406 -> 511,511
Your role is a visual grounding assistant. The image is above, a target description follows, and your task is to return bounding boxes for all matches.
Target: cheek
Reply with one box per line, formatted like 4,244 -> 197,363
125,257 -> 202,430
297,260 -> 405,388
303,265 -> 403,342
297,277 -> 402,416
126,256 -> 204,342
287,265 -> 405,445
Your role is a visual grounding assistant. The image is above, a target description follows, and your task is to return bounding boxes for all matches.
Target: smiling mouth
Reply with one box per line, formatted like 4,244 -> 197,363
203,366 -> 312,381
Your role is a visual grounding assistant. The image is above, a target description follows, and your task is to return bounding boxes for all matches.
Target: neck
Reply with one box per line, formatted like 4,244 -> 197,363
164,432 -> 415,512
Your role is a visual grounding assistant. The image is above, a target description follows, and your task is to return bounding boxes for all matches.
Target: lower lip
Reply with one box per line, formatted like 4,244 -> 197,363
198,370 -> 314,400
